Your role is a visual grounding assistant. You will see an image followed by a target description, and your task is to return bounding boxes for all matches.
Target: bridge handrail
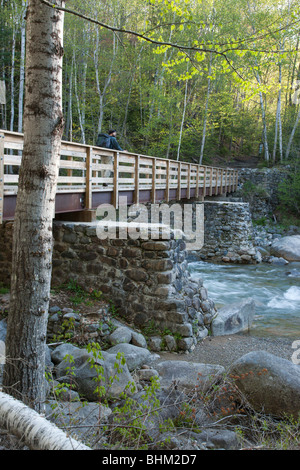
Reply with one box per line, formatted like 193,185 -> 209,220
0,129 -> 238,222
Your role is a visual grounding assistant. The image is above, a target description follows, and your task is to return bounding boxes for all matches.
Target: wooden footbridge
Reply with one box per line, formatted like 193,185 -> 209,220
0,130 -> 239,223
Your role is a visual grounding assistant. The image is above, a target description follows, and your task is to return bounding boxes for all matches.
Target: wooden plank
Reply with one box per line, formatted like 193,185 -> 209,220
57,176 -> 85,184
4,154 -> 22,166
4,174 -> 19,183
0,133 -> 4,224
60,149 -> 87,158
4,141 -> 23,151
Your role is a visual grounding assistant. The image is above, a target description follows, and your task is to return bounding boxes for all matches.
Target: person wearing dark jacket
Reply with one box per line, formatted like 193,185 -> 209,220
95,129 -> 126,183
96,129 -> 125,151
108,129 -> 125,151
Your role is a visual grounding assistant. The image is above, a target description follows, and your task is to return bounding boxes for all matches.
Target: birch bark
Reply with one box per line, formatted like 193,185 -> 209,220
2,0 -> 65,411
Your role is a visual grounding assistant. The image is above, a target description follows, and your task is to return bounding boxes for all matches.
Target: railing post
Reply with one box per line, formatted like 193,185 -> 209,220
202,166 -> 206,199
220,169 -> 224,195
215,168 -> 219,195
152,157 -> 156,204
195,165 -> 199,199
113,151 -> 119,209
85,146 -> 92,210
177,161 -> 181,200
187,163 -> 191,199
209,168 -> 213,196
0,133 -> 4,224
165,158 -> 170,203
134,155 -> 140,205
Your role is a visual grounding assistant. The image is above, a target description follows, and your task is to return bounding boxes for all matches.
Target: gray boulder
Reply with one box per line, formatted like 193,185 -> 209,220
156,360 -> 225,392
46,401 -> 112,444
271,235 -> 300,261
211,298 -> 256,336
51,343 -> 81,365
55,346 -> 135,401
230,350 -> 300,418
106,343 -> 152,371
108,326 -> 132,346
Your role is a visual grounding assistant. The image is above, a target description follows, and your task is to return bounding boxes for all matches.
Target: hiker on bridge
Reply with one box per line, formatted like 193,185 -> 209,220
96,129 -> 126,181
96,129 -> 126,152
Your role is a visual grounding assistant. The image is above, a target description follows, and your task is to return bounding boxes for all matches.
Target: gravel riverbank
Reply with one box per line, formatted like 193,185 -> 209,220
153,333 -> 296,369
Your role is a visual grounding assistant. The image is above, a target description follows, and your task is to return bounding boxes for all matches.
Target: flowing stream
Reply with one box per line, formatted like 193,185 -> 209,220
188,260 -> 300,340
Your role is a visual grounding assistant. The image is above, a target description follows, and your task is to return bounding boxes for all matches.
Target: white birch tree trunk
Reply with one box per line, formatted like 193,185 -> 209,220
199,53 -> 213,165
177,77 -> 189,161
18,1 -> 27,134
3,0 -> 66,412
286,104 -> 300,159
0,391 -> 90,450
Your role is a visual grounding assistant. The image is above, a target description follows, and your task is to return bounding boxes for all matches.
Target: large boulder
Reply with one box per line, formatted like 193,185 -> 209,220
230,351 -> 300,418
106,343 -> 152,371
156,360 -> 225,392
54,346 -> 135,401
46,401 -> 112,444
270,235 -> 300,261
211,298 -> 256,336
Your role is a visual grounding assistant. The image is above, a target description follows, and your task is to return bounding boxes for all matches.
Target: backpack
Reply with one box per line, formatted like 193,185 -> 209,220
96,133 -> 112,149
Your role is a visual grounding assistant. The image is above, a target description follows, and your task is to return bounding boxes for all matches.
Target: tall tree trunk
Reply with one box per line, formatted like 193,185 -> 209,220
286,104 -> 300,159
199,52 -> 213,165
18,1 -> 27,134
177,77 -> 189,161
10,21 -> 16,132
3,0 -> 65,412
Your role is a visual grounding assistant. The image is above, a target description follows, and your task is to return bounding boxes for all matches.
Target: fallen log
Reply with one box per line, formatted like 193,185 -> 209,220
0,391 -> 91,450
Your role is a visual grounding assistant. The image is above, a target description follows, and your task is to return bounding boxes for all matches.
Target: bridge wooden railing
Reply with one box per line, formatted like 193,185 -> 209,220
0,129 -> 238,223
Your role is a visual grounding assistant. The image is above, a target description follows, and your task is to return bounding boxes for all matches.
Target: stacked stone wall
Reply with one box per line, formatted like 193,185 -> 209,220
193,201 -> 260,264
0,220 -> 216,351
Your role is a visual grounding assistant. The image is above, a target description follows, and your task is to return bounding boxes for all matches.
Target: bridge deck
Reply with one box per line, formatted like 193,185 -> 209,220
0,130 -> 238,222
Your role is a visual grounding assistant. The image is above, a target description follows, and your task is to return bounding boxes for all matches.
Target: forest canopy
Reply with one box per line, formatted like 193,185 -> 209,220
1,0 -> 300,165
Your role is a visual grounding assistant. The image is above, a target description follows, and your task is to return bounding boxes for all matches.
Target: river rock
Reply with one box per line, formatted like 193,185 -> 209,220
108,326 -> 132,346
211,298 -> 256,336
230,351 -> 300,418
106,343 -> 152,371
155,360 -> 225,392
270,235 -> 300,261
54,346 -> 135,401
51,343 -> 82,365
46,401 -> 112,443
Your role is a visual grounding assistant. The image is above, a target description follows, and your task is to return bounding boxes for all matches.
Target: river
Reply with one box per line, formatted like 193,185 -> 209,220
188,260 -> 300,340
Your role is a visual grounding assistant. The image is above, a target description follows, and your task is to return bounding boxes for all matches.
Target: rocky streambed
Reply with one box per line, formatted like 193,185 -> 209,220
1,284 -> 299,451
